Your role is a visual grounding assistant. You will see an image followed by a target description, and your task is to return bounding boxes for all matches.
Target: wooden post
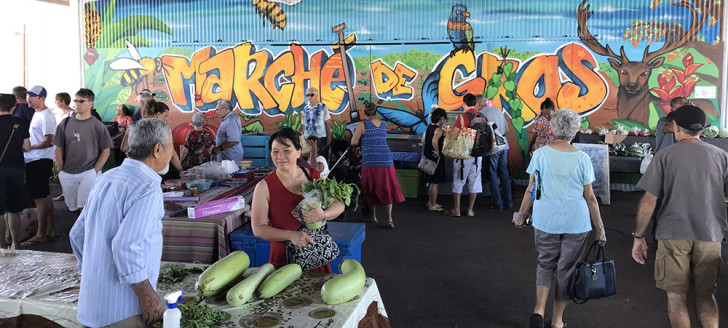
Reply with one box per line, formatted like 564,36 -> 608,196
332,23 -> 360,123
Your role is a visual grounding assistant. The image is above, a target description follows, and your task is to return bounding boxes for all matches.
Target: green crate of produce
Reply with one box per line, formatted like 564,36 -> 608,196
396,169 -> 419,198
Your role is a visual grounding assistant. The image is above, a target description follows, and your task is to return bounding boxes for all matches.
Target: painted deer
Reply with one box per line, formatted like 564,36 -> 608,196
577,0 -> 710,124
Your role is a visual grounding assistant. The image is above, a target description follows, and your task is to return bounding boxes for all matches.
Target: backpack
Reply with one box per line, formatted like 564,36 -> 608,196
464,112 -> 507,157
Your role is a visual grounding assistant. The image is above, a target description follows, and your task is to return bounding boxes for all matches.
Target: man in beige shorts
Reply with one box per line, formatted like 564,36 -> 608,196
632,105 -> 727,328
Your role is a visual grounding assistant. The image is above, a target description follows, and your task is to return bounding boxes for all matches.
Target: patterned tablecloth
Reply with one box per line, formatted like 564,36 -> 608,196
162,175 -> 265,264
0,250 -> 390,328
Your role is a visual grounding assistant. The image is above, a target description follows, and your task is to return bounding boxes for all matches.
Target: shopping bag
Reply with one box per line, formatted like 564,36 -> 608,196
442,118 -> 476,159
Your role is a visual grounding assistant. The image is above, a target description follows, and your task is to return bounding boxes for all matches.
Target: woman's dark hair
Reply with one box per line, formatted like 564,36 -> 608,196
540,98 -> 555,111
430,108 -> 447,124
120,104 -> 134,117
364,101 -> 378,117
268,127 -> 301,151
0,94 -> 16,112
142,99 -> 169,118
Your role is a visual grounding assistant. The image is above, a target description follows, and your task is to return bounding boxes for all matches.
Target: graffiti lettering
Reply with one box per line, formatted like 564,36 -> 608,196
370,60 -> 418,100
425,43 -> 608,125
161,42 -> 354,115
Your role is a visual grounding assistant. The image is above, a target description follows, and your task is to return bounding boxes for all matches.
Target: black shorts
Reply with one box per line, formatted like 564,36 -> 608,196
26,159 -> 53,199
0,167 -> 26,214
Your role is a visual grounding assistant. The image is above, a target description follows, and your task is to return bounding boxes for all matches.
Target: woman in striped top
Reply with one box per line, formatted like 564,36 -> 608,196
351,102 -> 405,229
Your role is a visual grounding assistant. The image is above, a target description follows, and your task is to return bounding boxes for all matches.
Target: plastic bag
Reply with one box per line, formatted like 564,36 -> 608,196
640,153 -> 653,174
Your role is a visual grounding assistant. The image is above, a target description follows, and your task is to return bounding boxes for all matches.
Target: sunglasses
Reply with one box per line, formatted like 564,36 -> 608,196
73,99 -> 87,103
306,93 -> 316,97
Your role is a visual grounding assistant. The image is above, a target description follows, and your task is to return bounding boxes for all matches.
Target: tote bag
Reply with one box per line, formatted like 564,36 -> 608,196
442,118 -> 476,159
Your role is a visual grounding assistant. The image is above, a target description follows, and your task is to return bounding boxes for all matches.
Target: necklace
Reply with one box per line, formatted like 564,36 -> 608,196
279,170 -> 300,185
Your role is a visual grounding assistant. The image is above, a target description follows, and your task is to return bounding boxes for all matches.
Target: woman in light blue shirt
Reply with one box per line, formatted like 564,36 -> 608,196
512,109 -> 606,328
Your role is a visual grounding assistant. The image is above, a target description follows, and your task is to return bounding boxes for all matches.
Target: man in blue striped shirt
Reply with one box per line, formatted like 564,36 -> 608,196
70,119 -> 175,327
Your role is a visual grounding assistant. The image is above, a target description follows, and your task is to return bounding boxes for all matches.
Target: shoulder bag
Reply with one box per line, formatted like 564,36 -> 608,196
0,123 -> 20,165
442,115 -> 476,159
568,241 -> 617,304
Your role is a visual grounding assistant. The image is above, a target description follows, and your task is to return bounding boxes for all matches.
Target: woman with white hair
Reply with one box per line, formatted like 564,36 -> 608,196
512,109 -> 606,328
180,112 -> 215,170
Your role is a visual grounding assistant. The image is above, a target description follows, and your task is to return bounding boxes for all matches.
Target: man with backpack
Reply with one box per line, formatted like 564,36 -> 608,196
444,93 -> 483,217
479,96 -> 513,212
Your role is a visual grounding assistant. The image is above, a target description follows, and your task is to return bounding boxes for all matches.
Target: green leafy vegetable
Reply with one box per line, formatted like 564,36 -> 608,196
152,304 -> 228,328
158,264 -> 205,284
300,178 -> 360,229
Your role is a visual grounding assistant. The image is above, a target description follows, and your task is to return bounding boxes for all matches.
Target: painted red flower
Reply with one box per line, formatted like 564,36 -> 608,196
650,87 -> 671,102
672,69 -> 686,84
682,53 -> 694,67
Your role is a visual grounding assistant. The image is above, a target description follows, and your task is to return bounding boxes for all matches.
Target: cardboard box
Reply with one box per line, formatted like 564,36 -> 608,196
188,196 -> 245,219
604,134 -> 627,144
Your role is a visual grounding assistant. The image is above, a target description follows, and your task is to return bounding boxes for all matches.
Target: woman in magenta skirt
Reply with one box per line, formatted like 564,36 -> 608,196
351,102 -> 405,229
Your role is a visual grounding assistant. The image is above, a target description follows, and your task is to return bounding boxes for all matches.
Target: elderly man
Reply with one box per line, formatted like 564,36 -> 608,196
632,105 -> 728,328
212,99 -> 244,162
301,87 -> 332,148
70,119 -> 174,327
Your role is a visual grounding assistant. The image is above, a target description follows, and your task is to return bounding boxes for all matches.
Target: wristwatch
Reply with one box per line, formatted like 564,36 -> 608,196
631,232 -> 645,239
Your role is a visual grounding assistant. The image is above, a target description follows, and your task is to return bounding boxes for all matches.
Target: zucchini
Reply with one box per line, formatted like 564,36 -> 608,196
196,251 -> 250,296
320,259 -> 366,305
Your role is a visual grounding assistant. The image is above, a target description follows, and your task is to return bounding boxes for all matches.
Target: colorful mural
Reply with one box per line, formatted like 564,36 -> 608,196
82,0 -> 724,169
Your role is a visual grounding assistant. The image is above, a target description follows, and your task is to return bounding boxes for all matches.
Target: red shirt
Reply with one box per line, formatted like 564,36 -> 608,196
454,108 -> 478,128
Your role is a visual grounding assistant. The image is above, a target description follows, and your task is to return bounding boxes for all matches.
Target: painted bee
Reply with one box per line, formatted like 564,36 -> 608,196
253,0 -> 289,32
109,40 -> 162,94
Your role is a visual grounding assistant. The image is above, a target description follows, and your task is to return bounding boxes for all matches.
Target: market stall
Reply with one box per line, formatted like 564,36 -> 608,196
161,174 -> 265,264
0,250 -> 389,328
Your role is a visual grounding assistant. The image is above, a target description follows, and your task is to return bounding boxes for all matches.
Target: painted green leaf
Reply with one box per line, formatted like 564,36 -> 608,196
154,90 -> 169,101
511,117 -> 525,133
101,0 -> 116,32
242,121 -> 264,133
518,138 -> 530,154
503,62 -> 514,76
492,80 -> 502,88
98,15 -> 172,48
486,86 -> 498,99
508,99 -> 522,111
580,117 -> 590,129
491,73 -> 502,83
504,81 -> 515,92
612,119 -> 648,130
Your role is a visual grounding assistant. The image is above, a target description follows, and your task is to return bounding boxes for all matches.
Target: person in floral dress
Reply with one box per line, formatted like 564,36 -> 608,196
180,112 -> 215,170
530,98 -> 556,155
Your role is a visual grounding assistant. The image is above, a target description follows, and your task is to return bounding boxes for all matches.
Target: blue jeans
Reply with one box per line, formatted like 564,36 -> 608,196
488,149 -> 512,208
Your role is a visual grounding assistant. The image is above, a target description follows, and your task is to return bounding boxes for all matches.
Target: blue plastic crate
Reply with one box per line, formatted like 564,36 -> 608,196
241,133 -> 273,167
229,222 -> 365,274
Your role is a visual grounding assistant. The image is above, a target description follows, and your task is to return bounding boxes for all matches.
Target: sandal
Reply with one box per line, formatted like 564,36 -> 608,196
529,314 -> 544,328
427,204 -> 443,212
386,221 -> 395,229
443,209 -> 461,217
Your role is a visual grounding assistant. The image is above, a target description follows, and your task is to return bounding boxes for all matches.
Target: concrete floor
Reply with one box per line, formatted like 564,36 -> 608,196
23,184 -> 728,327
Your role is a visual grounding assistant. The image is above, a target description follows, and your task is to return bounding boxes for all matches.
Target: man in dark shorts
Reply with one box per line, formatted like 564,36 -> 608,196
22,86 -> 57,246
0,94 -> 30,250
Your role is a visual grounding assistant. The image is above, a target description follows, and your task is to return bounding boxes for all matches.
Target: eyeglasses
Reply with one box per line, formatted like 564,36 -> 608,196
306,93 -> 316,97
73,99 -> 87,103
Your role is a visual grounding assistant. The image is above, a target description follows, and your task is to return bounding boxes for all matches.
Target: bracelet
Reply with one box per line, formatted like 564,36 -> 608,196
632,232 -> 645,239
515,212 -> 525,218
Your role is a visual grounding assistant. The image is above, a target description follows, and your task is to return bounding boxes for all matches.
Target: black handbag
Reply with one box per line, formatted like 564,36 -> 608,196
285,223 -> 340,271
568,241 -> 617,304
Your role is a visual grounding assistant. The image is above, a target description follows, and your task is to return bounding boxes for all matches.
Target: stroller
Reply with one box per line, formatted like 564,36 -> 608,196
321,139 -> 367,219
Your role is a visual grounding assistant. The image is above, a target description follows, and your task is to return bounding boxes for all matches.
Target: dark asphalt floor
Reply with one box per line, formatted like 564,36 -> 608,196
25,185 -> 728,328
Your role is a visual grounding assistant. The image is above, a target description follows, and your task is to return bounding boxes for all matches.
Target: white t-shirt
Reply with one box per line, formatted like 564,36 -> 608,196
24,108 -> 57,163
316,156 -> 330,178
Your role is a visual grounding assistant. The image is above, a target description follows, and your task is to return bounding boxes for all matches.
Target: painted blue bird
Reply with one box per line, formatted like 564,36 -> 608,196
447,4 -> 474,56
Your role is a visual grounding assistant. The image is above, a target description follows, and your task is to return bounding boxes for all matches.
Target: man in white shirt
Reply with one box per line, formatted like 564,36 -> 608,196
21,85 -> 57,246
301,87 -> 332,149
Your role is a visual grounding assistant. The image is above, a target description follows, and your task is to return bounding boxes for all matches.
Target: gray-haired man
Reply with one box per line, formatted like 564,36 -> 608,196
212,99 -> 244,162
70,118 -> 174,327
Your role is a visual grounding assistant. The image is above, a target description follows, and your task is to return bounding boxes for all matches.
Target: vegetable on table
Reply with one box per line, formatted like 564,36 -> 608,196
320,259 -> 366,305
158,264 -> 204,285
257,263 -> 302,299
196,251 -> 250,297
299,178 -> 360,229
226,263 -> 275,306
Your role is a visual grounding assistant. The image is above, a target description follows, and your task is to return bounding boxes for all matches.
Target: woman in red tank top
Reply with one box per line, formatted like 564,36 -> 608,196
250,128 -> 346,272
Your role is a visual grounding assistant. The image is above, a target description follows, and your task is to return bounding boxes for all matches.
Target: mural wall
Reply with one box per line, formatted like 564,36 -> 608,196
82,0 -> 724,169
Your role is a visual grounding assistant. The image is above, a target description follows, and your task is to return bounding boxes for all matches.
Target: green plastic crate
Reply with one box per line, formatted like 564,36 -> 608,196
396,169 -> 419,198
